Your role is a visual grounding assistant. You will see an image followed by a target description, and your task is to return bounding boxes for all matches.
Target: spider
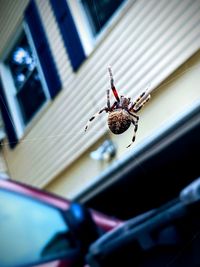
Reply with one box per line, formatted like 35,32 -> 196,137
85,67 -> 151,148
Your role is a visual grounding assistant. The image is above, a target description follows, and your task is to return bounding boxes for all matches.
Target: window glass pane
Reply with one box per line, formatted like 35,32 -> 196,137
81,0 -> 125,35
0,189 -> 75,267
6,31 -> 47,126
16,69 -> 46,124
8,34 -> 35,91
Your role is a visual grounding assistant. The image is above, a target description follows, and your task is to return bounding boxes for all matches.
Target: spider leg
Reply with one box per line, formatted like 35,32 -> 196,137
107,89 -> 118,111
134,94 -> 151,112
107,89 -> 111,110
128,91 -> 146,110
110,101 -> 118,111
108,66 -> 120,102
127,110 -> 139,121
85,108 -> 108,132
126,120 -> 138,148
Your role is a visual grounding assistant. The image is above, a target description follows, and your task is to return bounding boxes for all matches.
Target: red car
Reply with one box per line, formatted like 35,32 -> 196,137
0,178 -> 122,267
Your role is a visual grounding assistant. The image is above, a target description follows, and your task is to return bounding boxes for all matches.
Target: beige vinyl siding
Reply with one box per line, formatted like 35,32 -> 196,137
0,0 -> 200,188
46,50 -> 200,199
0,151 -> 8,176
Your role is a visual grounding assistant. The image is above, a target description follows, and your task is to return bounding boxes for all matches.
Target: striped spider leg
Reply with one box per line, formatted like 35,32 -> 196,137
108,66 -> 120,102
84,107 -> 108,132
126,112 -> 139,148
126,90 -> 151,147
84,88 -> 118,132
85,67 -> 120,132
130,89 -> 151,112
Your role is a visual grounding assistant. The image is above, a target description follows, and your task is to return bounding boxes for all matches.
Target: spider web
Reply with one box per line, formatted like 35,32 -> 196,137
0,0 -> 198,148
0,50 -> 199,147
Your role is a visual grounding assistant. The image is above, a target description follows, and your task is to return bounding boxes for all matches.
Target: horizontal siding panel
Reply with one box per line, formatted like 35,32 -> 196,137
13,109 -> 93,170
123,6 -> 200,96
102,0 -> 199,91
9,119 -> 105,185
152,41 -> 200,91
33,122 -> 106,186
1,0 -> 200,186
67,0 -> 165,96
115,0 -> 199,84
48,0 -> 190,121
74,0 -> 177,86
47,0 -> 200,134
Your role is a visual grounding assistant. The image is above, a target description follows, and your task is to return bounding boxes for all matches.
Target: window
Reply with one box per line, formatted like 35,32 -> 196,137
50,0 -> 127,68
0,26 -> 49,139
0,0 -> 61,148
0,189 -> 76,267
80,0 -> 126,36
73,0 -> 127,53
6,30 -> 48,126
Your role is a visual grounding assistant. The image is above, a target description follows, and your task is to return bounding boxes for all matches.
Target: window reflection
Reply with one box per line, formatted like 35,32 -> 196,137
81,0 -> 126,35
8,35 -> 35,90
6,32 -> 47,125
16,69 -> 46,124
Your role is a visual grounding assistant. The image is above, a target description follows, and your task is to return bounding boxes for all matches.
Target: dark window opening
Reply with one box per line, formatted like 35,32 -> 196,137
81,0 -> 126,35
6,32 -> 47,125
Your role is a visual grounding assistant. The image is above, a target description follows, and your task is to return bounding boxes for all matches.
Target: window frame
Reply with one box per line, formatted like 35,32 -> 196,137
0,22 -> 51,140
67,0 -> 131,56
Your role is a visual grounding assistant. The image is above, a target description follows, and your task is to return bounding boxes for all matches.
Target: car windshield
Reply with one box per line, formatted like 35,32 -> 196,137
0,189 -> 76,267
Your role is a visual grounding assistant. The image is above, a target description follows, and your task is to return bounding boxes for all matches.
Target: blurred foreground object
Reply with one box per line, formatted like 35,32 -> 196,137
0,178 -> 121,267
87,176 -> 200,267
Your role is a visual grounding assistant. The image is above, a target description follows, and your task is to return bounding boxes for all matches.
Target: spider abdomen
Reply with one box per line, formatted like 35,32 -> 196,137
108,109 -> 131,134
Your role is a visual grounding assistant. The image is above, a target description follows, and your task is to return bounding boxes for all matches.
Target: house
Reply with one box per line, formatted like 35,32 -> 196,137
0,0 -> 199,212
